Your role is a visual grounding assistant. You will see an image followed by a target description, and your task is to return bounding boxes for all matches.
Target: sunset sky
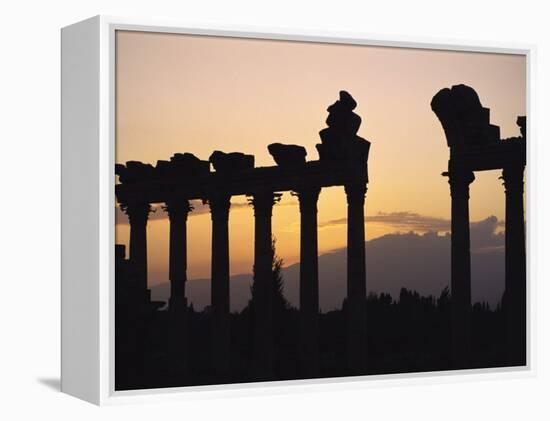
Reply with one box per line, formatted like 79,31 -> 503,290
115,30 -> 526,300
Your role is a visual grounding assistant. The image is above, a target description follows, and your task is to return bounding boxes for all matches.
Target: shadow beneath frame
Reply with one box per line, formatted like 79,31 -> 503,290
37,377 -> 61,392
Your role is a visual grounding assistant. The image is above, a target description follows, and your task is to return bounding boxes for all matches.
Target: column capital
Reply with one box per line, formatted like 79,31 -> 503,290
293,187 -> 321,213
248,191 -> 282,217
163,199 -> 192,221
121,202 -> 152,226
209,194 -> 231,221
344,183 -> 367,206
443,169 -> 475,198
501,165 -> 525,193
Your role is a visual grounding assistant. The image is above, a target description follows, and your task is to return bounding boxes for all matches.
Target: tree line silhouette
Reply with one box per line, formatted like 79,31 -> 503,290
115,238 -> 507,391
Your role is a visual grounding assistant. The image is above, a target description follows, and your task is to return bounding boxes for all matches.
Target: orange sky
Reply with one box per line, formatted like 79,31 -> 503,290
115,30 -> 526,288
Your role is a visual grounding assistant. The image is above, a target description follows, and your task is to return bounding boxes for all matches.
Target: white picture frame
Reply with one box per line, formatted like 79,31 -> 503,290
61,15 -> 535,405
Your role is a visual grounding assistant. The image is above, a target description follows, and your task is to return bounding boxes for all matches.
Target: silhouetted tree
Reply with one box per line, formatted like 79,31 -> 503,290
249,236 -> 290,311
437,286 -> 450,310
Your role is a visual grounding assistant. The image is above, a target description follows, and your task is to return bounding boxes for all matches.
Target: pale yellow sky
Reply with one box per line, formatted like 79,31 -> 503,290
115,30 -> 526,286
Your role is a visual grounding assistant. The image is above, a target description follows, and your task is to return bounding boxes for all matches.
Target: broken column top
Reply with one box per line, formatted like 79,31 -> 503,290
325,90 -> 361,136
268,143 -> 307,167
316,90 -> 370,164
116,153 -> 210,184
115,161 -> 156,184
209,150 -> 255,173
156,153 -> 210,179
431,84 -> 500,148
116,150 -> 257,184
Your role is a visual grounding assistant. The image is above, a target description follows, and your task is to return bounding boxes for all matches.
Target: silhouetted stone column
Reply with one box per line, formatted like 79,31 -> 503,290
124,202 -> 152,303
165,199 -> 192,376
250,191 -> 279,380
209,193 -> 231,380
344,182 -> 368,372
446,168 -> 475,368
502,165 -> 526,366
165,199 -> 192,312
296,187 -> 321,378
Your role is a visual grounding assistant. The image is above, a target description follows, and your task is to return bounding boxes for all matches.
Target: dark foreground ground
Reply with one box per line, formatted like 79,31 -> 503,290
115,287 -> 517,391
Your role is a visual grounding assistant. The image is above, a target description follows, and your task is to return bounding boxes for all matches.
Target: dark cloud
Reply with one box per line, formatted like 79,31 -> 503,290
318,211 -> 504,235
470,215 -> 504,248
286,217 -> 505,312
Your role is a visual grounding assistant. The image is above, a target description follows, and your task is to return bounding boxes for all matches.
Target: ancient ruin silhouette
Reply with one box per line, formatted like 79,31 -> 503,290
114,88 -> 526,390
431,84 -> 526,368
116,91 -> 372,384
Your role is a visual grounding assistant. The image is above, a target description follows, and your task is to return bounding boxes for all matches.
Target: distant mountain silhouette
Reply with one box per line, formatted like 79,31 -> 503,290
151,216 -> 504,311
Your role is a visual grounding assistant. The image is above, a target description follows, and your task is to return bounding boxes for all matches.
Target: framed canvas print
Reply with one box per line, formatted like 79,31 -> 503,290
61,16 -> 532,405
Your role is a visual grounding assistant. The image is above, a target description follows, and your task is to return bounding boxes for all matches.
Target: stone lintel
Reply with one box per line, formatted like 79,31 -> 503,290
449,138 -> 525,172
116,160 -> 368,205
